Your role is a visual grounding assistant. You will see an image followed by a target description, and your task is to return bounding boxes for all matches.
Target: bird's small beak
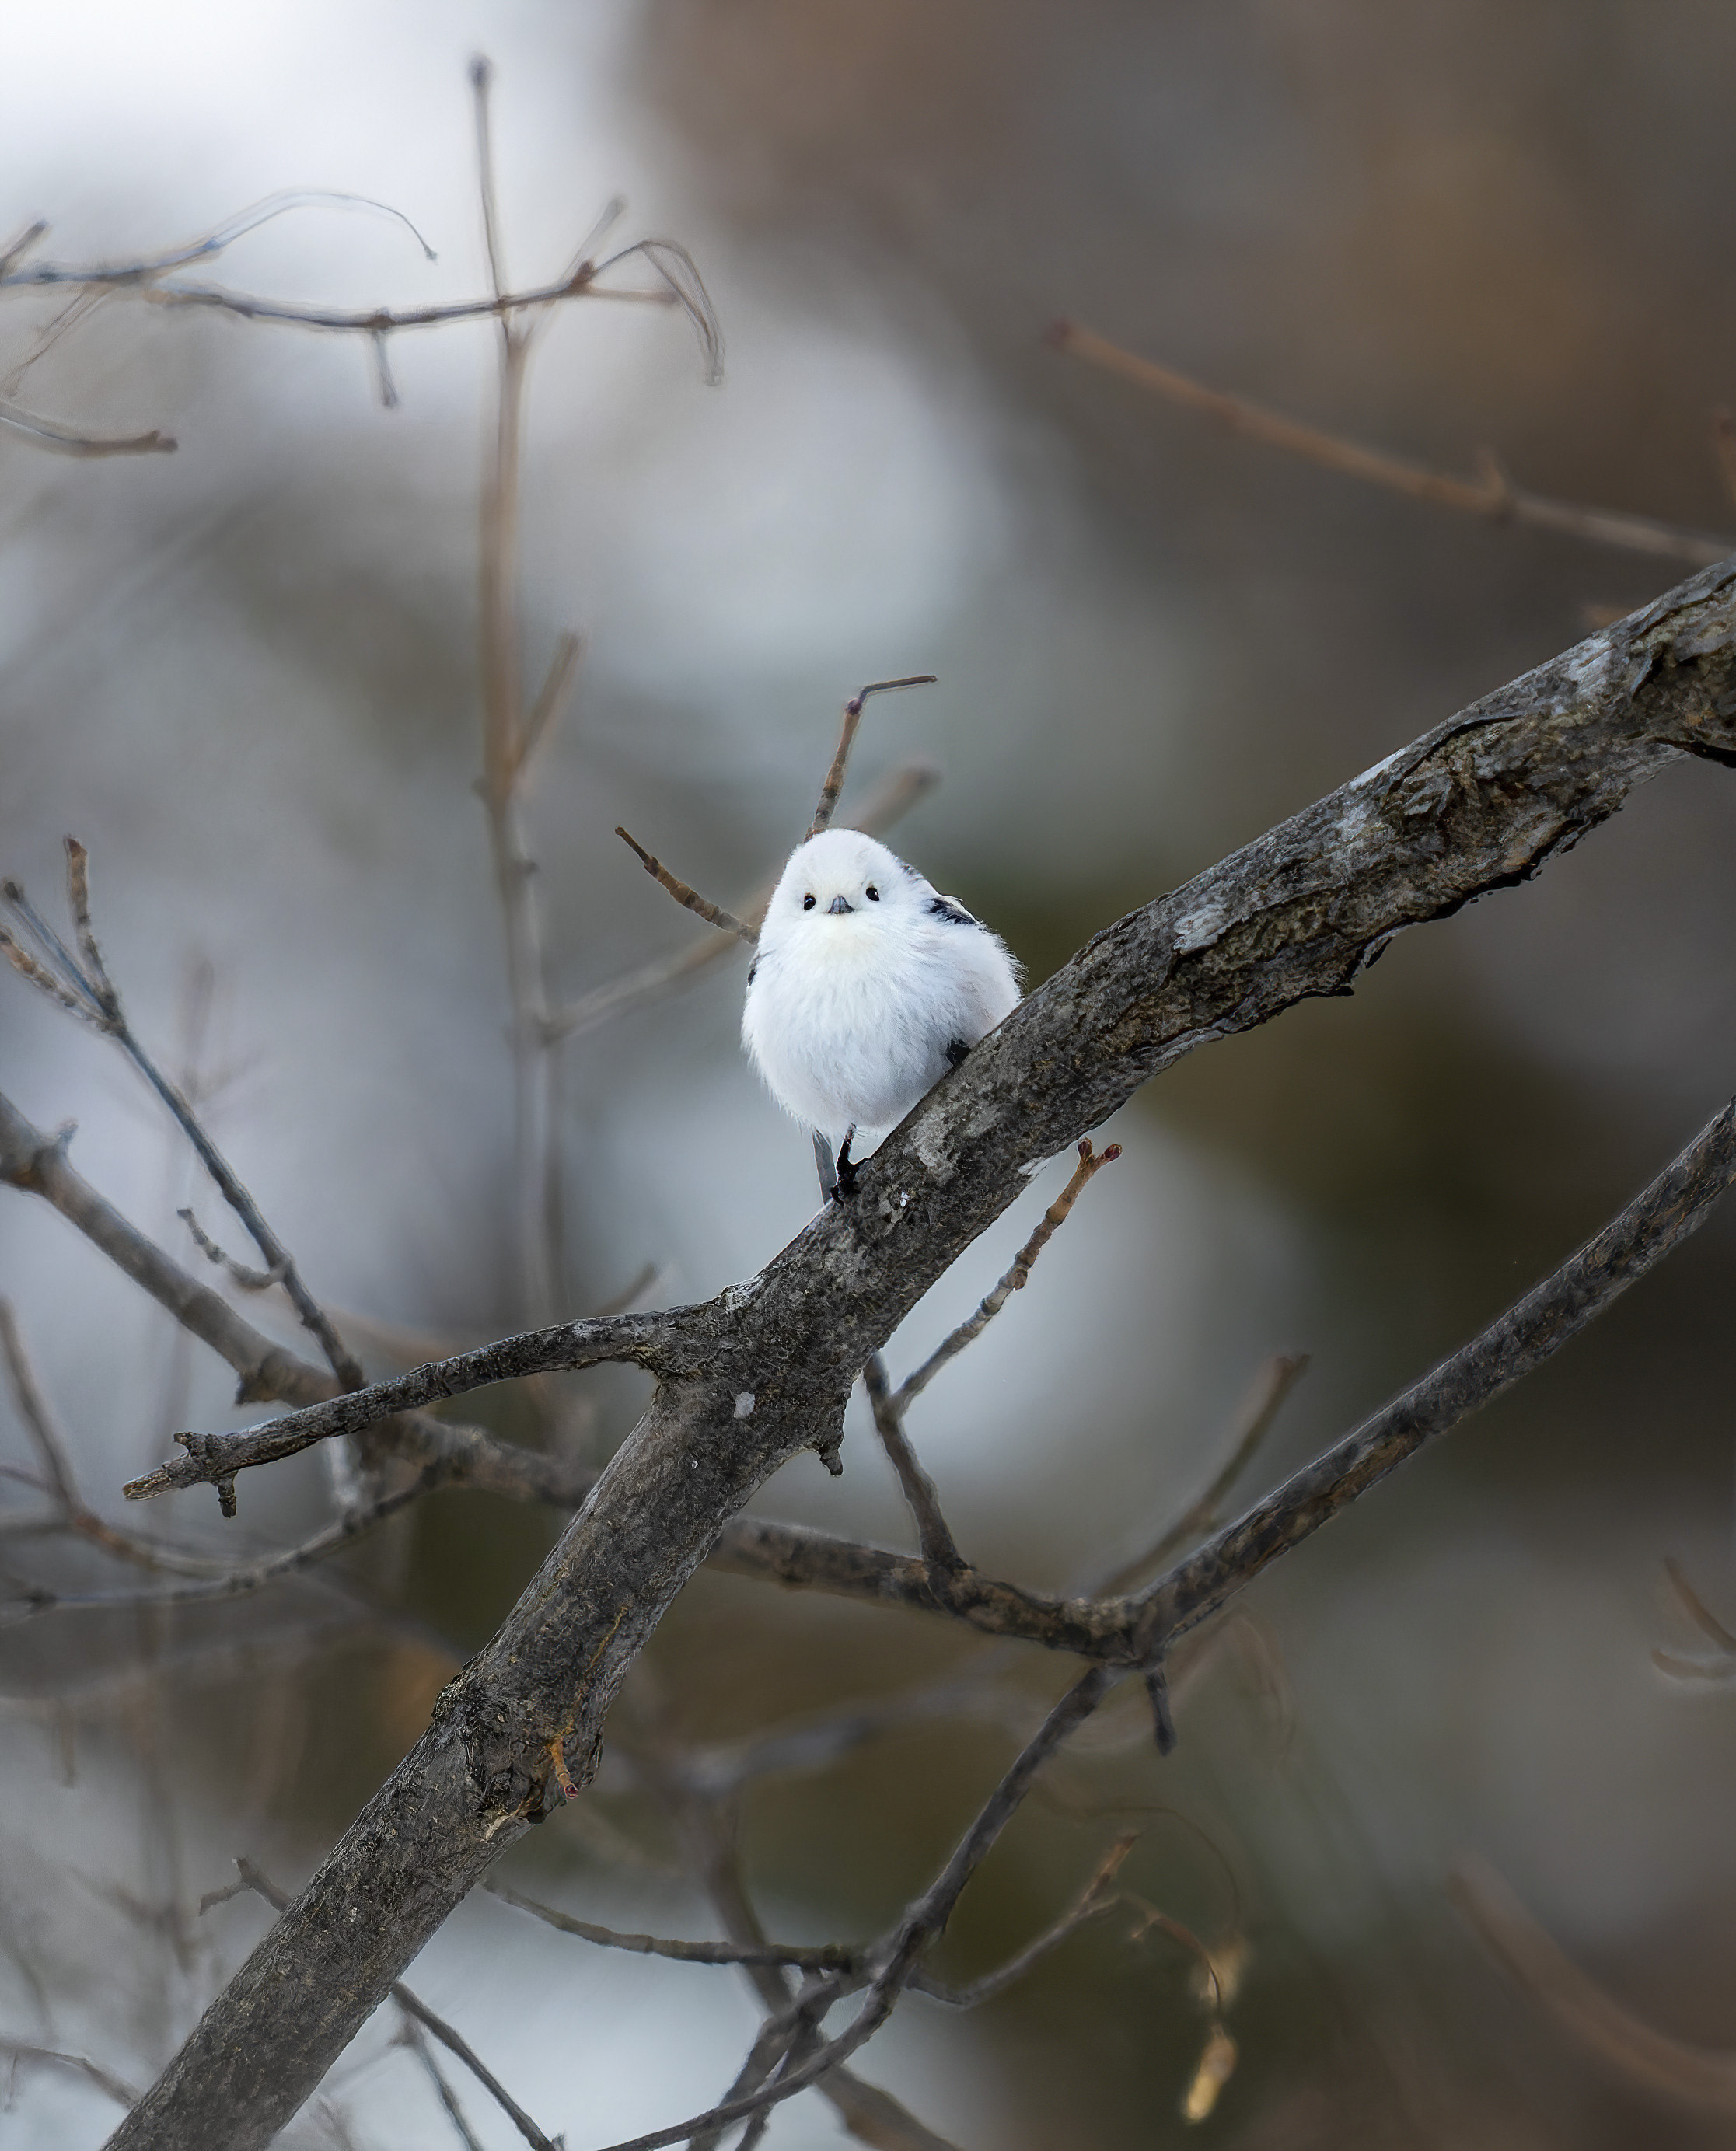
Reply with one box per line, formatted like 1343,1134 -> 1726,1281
826,895 -> 854,915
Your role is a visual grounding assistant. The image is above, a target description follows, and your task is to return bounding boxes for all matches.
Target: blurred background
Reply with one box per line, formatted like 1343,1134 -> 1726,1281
3,1 -> 1736,2144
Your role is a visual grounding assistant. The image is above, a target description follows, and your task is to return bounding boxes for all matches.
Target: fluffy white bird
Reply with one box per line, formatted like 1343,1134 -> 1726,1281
742,828 -> 1021,1194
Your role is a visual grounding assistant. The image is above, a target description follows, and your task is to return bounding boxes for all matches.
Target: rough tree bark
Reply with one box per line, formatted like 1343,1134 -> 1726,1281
106,555 -> 1736,2149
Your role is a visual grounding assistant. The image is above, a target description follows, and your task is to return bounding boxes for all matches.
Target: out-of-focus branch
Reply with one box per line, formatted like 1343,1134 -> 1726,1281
2,843 -> 365,1408
0,2038 -> 139,2109
1093,1352 -> 1309,1595
1050,319 -> 1736,568
1452,1859 -> 1736,2114
0,402 -> 174,456
614,1682 -> 965,2151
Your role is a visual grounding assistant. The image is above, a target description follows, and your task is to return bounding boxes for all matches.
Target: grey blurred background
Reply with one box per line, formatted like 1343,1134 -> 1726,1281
3,2 -> 1736,2145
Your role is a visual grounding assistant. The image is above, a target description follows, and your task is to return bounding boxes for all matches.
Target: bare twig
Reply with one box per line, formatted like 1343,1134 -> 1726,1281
123,1308 -> 679,1500
545,761 -> 940,1042
1093,1352 -> 1310,1595
0,2037 -> 140,2108
487,1882 -> 858,1974
2,842 -> 367,1407
178,1209 -> 286,1293
469,60 -> 563,1328
400,2021 -> 486,2151
1049,320 -> 1736,568
893,1138 -> 1121,1412
0,1300 -> 77,1510
614,828 -> 754,941
1135,1092 -> 1736,1657
521,631 -> 582,777
1652,1555 -> 1736,1680
578,1667 -> 1122,2151
808,676 -> 938,838
0,402 -> 174,456
915,1832 -> 1137,2007
1452,1858 -> 1736,2114
214,1860 -> 561,2151
1663,1556 -> 1736,1653
862,1353 -> 962,1572
614,1687 -> 964,2151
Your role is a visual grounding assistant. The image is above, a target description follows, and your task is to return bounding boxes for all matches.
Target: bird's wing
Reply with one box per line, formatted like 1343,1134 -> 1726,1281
924,893 -> 979,927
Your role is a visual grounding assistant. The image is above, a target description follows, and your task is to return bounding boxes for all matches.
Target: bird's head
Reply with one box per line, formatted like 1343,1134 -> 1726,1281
764,829 -> 920,936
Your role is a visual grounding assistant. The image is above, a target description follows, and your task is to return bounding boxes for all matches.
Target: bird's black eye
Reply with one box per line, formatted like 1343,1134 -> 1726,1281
865,885 -> 879,901
802,893 -> 816,910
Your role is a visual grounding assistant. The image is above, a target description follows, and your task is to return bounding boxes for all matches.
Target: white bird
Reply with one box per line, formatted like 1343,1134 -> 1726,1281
742,827 -> 1021,1196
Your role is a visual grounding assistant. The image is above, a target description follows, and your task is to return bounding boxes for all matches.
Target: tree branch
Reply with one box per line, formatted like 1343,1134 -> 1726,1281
1049,320 -> 1736,568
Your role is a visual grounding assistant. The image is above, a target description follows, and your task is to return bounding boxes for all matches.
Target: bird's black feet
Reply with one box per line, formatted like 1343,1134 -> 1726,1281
830,1129 -> 861,1203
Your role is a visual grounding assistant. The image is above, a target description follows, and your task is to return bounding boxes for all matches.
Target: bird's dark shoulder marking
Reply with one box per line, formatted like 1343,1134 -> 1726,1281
926,894 -> 976,926
945,1037 -> 970,1069
746,954 -> 760,986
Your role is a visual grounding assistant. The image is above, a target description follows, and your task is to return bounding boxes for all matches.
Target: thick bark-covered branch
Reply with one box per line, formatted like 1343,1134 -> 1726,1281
100,554 -> 1736,2149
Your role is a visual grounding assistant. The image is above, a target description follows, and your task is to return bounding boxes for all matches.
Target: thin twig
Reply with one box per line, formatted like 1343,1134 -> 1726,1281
1049,320 -> 1736,568
178,1208 -> 287,1292
808,676 -> 938,838
521,631 -> 582,777
1092,1352 -> 1309,1594
2,843 -> 368,1409
0,2038 -> 140,2109
5,1474 -> 435,1618
1135,1091 -> 1736,1656
400,2021 -> 487,2151
614,828 -> 754,941
0,1300 -> 78,1509
0,403 -> 174,456
579,1667 -> 1121,2151
123,1308 -> 677,1500
915,1833 -> 1137,2008
487,1882 -> 859,1974
893,1138 -> 1121,1412
217,1861 -> 561,2151
545,762 -> 939,1042
862,1353 -> 962,1572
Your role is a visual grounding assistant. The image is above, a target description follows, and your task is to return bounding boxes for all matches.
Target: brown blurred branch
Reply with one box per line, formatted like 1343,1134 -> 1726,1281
1050,319 -> 1736,568
1094,1351 -> 1309,1595
0,401 -> 173,456
1452,1858 -> 1736,2114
